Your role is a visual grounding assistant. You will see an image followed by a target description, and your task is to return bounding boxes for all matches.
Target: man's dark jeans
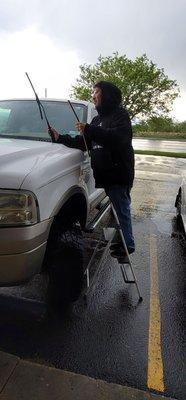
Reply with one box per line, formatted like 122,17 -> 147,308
105,185 -> 135,252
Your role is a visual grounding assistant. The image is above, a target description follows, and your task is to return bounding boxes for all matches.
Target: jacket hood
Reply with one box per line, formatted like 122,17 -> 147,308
94,81 -> 122,116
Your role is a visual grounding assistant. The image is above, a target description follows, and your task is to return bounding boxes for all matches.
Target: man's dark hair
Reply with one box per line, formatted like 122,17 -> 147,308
94,81 -> 122,115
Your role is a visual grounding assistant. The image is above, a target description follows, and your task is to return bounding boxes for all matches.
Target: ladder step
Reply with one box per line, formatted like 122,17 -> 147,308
84,201 -> 111,232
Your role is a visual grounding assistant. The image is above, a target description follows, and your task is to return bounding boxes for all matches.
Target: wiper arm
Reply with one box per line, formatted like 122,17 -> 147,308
25,72 -> 55,142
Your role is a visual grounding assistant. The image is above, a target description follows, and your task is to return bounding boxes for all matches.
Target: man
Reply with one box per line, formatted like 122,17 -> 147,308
51,81 -> 135,260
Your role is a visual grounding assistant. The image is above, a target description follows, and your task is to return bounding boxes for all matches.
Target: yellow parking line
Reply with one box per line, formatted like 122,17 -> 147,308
147,233 -> 165,392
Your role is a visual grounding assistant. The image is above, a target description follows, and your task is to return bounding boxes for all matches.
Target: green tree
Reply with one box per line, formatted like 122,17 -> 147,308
145,116 -> 176,132
176,120 -> 186,133
72,53 -> 179,119
133,117 -> 186,134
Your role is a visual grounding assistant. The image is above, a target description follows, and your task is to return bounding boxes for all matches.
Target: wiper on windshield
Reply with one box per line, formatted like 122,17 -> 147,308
25,73 -> 55,142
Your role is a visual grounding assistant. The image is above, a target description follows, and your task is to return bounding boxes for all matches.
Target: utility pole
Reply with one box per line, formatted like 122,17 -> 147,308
45,88 -> 47,98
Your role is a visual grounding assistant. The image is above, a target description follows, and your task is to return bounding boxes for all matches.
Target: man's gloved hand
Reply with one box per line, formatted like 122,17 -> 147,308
48,126 -> 60,141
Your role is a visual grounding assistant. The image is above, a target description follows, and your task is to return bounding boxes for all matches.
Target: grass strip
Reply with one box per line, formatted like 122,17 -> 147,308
134,136 -> 186,141
134,150 -> 186,158
133,132 -> 186,140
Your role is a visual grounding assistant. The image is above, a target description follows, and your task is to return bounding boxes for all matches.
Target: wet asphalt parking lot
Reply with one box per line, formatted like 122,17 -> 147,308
0,154 -> 185,400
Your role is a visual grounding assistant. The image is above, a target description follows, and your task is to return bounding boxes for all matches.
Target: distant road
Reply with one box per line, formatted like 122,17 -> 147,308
133,138 -> 186,153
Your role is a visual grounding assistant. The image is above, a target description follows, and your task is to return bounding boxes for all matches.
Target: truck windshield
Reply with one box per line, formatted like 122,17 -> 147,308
0,100 -> 87,141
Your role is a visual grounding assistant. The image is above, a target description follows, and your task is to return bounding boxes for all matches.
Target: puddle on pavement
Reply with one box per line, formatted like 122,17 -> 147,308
152,213 -> 174,234
135,154 -> 186,176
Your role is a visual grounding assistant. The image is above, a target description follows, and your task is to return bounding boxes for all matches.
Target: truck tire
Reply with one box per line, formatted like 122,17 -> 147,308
46,225 -> 84,308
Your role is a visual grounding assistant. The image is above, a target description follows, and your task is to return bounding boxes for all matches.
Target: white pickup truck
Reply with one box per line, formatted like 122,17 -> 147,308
0,99 -> 106,305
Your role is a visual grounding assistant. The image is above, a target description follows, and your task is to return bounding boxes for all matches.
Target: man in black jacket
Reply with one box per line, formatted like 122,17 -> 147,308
51,81 -> 135,259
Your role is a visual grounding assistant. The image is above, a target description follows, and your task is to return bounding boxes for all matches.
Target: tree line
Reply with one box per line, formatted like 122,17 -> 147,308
133,117 -> 186,133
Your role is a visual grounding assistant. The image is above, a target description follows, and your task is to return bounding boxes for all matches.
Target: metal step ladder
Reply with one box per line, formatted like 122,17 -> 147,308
83,201 -> 143,304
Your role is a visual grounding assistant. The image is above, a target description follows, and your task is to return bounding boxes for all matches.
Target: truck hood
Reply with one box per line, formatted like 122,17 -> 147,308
0,138 -> 83,190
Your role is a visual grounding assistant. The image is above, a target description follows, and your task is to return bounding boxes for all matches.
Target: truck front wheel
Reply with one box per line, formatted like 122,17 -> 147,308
46,225 -> 84,308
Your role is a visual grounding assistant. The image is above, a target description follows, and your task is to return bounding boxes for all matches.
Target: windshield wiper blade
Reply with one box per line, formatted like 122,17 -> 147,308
25,72 -> 55,142
25,73 -> 43,121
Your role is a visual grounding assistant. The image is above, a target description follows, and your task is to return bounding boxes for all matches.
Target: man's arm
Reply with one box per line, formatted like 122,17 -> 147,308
57,133 -> 86,151
49,127 -> 90,151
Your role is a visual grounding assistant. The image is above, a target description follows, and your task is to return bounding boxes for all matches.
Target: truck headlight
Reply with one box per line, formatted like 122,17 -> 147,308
0,190 -> 39,226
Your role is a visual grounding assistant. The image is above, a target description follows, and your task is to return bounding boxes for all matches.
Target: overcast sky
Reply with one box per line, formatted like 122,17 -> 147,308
0,0 -> 186,120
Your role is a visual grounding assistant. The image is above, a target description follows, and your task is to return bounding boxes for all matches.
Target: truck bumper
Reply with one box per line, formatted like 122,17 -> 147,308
0,219 -> 53,286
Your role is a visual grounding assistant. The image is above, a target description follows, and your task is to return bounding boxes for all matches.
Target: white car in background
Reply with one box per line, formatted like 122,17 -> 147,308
175,172 -> 186,234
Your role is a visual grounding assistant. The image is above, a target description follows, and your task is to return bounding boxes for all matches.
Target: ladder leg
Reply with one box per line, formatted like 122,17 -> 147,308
86,268 -> 90,289
84,230 -> 116,302
84,235 -> 102,291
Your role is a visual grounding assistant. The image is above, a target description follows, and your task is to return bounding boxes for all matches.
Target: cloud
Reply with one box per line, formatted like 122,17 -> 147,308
0,0 -> 39,31
171,91 -> 186,121
0,0 -> 186,119
0,27 -> 80,99
2,0 -> 185,87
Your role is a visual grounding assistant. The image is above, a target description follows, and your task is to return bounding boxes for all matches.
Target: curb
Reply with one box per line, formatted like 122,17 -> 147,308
0,351 -> 177,400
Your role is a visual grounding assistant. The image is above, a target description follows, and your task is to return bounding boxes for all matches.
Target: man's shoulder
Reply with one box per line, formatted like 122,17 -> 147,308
91,115 -> 101,125
111,106 -> 131,123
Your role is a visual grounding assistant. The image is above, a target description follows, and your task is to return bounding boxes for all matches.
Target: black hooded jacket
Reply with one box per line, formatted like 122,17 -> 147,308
57,81 -> 134,188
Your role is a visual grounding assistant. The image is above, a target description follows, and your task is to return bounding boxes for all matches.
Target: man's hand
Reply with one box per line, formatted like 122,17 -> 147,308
76,122 -> 86,134
48,127 -> 60,141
